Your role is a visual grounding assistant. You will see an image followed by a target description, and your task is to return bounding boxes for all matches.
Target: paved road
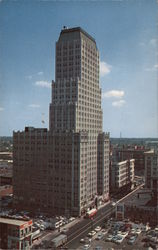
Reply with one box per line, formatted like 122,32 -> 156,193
32,184 -> 144,248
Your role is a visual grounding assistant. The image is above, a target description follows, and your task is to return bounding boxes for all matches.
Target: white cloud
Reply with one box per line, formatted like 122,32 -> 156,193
112,100 -> 126,107
102,90 -> 125,99
100,61 -> 112,77
35,81 -> 51,88
28,104 -> 40,108
37,71 -> 44,75
150,38 -> 157,46
0,107 -> 4,111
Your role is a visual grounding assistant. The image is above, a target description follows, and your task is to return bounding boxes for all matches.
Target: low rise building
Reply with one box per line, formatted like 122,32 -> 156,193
110,159 -> 135,193
0,217 -> 32,249
113,146 -> 148,173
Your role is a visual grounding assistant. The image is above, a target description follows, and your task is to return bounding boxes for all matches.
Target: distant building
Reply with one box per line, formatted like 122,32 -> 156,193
110,159 -> 135,193
113,146 -> 148,173
0,217 -> 32,249
13,27 -> 109,216
144,147 -> 158,207
0,152 -> 13,161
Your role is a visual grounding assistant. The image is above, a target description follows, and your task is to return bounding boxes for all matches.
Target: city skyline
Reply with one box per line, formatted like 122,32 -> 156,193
0,0 -> 157,138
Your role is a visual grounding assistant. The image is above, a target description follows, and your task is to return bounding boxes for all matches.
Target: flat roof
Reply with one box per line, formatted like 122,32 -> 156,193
0,217 -> 31,226
0,152 -> 12,155
60,26 -> 96,44
144,150 -> 154,154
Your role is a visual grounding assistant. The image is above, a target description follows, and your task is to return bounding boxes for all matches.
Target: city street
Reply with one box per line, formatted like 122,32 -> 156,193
66,184 -> 144,249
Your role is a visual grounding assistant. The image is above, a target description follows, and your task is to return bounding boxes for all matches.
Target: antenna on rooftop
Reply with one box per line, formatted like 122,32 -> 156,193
63,26 -> 68,30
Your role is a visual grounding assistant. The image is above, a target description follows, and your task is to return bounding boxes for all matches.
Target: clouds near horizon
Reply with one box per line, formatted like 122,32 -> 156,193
35,81 -> 51,88
102,90 -> 125,99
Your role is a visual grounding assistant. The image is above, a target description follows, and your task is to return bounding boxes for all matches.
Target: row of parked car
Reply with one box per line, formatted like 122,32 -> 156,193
105,219 -> 145,245
80,226 -> 108,249
33,215 -> 76,232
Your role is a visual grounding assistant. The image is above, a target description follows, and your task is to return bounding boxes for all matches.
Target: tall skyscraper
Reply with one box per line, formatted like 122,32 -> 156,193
13,27 -> 109,216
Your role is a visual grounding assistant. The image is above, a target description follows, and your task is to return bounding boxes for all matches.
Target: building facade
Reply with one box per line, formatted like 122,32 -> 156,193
13,27 -> 109,216
113,146 -> 148,173
110,159 -> 135,193
0,218 -> 32,250
144,147 -> 158,207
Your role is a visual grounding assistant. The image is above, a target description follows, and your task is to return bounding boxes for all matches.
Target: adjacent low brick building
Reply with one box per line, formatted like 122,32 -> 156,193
0,217 -> 33,249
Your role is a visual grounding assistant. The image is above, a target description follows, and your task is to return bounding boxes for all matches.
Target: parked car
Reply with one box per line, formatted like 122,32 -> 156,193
135,229 -> 141,235
130,228 -> 136,234
128,236 -> 137,245
90,230 -> 96,237
95,246 -> 102,250
96,233 -> 103,240
105,235 -> 113,242
111,235 -> 118,243
115,235 -> 124,244
101,229 -> 108,235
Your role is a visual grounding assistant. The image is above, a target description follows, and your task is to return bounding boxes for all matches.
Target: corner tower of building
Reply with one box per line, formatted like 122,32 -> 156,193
49,27 -> 102,134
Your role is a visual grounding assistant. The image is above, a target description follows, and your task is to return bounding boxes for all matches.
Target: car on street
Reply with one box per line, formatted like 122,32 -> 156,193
87,232 -> 92,237
82,244 -> 90,250
80,238 -> 85,243
95,226 -> 102,232
61,228 -> 68,234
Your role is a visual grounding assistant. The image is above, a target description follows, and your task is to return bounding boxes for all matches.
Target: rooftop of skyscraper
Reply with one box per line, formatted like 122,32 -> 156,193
58,26 -> 96,44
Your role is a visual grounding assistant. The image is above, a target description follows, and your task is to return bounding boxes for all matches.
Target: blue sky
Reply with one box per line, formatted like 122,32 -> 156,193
0,0 -> 157,137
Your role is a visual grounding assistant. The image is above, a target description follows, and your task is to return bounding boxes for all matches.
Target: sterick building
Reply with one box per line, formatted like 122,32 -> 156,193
13,27 -> 110,216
